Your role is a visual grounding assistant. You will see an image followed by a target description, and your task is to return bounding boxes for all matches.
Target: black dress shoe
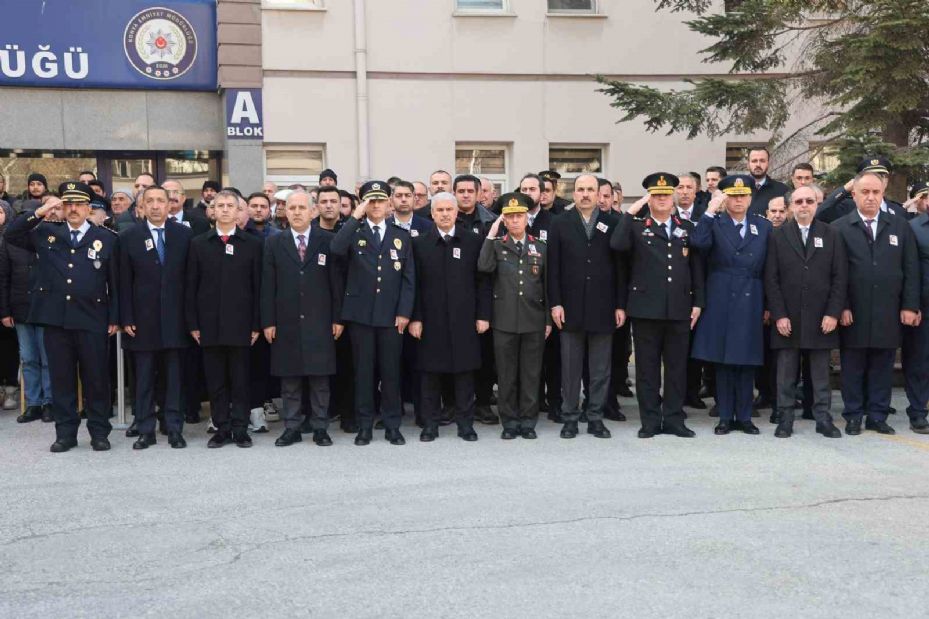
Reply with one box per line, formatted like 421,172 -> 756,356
90,437 -> 111,451
774,421 -> 793,438
133,433 -> 157,450
125,421 -> 140,438
168,432 -> 187,448
685,397 -> 707,410
816,421 -> 842,438
604,408 -> 627,422
752,396 -> 773,410
714,420 -> 731,435
741,421 -> 761,435
560,421 -> 578,439
341,420 -> 360,433
587,420 -> 611,439
474,405 -> 499,425
911,418 -> 929,435
275,428 -> 303,446
845,417 -> 862,436
50,438 -> 77,453
385,428 -> 406,445
501,428 -> 520,440
313,430 -> 333,446
769,411 -> 781,425
355,428 -> 373,445
17,406 -> 44,423
458,427 -> 478,442
420,426 -> 438,442
663,424 -> 696,438
865,419 -> 895,435
233,431 -> 253,448
520,428 -> 537,439
617,385 -> 634,398
208,430 -> 232,448
708,404 -> 719,417
638,427 -> 656,438
41,404 -> 54,423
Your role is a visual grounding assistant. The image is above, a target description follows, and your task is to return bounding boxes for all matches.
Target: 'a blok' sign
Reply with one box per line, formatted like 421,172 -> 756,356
226,89 -> 263,140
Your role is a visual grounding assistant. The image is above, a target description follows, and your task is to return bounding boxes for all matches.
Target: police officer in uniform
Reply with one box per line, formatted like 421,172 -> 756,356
611,173 -> 705,438
690,175 -> 772,435
817,156 -> 909,223
330,181 -> 415,446
5,182 -> 119,452
478,193 -> 551,439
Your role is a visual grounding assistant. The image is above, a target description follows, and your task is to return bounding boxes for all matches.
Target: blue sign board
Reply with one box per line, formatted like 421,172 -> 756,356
225,89 -> 263,139
0,0 -> 217,91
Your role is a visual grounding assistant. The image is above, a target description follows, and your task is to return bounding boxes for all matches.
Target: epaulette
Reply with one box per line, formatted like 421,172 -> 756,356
94,223 -> 117,234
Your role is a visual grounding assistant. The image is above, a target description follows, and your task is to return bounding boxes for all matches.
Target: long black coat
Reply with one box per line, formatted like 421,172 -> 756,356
260,226 -> 344,377
834,210 -> 919,349
119,220 -> 193,351
764,219 -> 847,350
411,227 -> 491,373
0,236 -> 37,323
546,208 -> 622,333
610,213 -> 704,321
185,229 -> 262,347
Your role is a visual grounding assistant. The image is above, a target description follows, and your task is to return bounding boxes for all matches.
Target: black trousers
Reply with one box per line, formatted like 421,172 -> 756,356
44,326 -> 112,441
755,327 -> 776,403
349,322 -> 402,431
632,318 -> 689,432
474,331 -> 496,407
134,349 -> 182,435
540,326 -> 562,412
331,328 -> 355,424
840,347 -> 895,422
249,336 -> 272,410
179,346 -> 204,418
401,332 -> 422,419
421,371 -> 475,430
202,345 -> 250,432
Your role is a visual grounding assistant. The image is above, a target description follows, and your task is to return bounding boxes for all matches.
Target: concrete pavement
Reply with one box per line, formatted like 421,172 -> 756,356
2,390 -> 929,618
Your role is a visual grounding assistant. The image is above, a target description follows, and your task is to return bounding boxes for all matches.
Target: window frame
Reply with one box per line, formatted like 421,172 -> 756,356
548,144 -> 606,197
455,143 -> 510,197
263,144 -> 327,188
546,0 -> 598,15
453,0 -> 510,15
261,0 -> 326,11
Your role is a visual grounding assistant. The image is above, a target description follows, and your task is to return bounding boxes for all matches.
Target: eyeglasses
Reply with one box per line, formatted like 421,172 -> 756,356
792,198 -> 817,205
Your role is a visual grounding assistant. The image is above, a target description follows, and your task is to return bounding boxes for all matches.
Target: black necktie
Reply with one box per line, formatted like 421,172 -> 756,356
734,223 -> 743,238
169,216 -> 177,223
515,240 -> 523,254
372,225 -> 382,248
865,219 -> 875,242
443,234 -> 451,244
70,230 -> 79,248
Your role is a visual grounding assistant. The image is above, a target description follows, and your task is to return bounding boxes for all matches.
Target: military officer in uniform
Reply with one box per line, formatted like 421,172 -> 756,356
610,173 -> 705,438
330,180 -> 415,446
478,193 -> 551,439
5,182 -> 119,452
690,175 -> 772,435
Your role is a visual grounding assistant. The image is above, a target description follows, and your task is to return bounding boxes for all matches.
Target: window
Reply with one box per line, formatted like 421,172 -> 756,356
725,143 -> 765,173
724,0 -> 744,11
0,150 -> 97,199
548,0 -> 597,13
456,0 -> 506,12
455,144 -> 508,196
808,142 -> 840,176
265,145 -> 325,187
262,0 -> 324,9
548,146 -> 604,197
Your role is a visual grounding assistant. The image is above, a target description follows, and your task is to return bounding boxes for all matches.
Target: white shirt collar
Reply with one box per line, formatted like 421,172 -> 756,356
438,226 -> 456,238
216,226 -> 236,238
366,218 -> 384,232
147,219 -> 166,232
67,221 -> 91,236
291,227 -> 310,243
857,210 -> 879,224
170,210 -> 184,223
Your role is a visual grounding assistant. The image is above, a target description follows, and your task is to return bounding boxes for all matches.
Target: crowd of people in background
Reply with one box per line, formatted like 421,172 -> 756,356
3,146 -> 929,452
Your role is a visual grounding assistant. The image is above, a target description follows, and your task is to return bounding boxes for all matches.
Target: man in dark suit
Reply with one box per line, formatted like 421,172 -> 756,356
691,175 -> 772,435
764,185 -> 847,439
746,147 -> 789,217
409,192 -> 491,442
611,173 -> 705,438
330,181 -> 415,446
163,179 -> 211,237
834,172 -> 920,436
817,157 -> 909,223
261,190 -> 344,447
903,182 -> 929,435
119,185 -> 193,449
548,174 -> 622,440
4,182 -> 119,452
478,193 -> 551,439
186,190 -> 263,448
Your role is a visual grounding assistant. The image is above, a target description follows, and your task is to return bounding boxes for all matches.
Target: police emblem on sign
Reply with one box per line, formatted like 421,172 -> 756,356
124,7 -> 198,80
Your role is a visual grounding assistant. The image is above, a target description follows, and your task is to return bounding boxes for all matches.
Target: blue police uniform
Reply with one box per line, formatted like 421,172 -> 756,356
4,182 -> 119,451
902,185 -> 929,433
690,176 -> 771,430
329,181 -> 415,444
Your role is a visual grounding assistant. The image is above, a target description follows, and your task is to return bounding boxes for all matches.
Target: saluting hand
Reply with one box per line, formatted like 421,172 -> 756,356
35,197 -> 62,221
627,195 -> 649,217
707,190 -> 727,214
264,326 -> 276,343
353,199 -> 369,221
488,215 -> 504,238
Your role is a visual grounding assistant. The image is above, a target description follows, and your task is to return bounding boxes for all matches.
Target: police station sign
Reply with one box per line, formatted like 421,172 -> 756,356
0,0 -> 216,90
226,89 -> 263,139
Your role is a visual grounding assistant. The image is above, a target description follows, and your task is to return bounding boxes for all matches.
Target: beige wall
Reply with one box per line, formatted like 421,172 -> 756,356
261,0 -> 817,194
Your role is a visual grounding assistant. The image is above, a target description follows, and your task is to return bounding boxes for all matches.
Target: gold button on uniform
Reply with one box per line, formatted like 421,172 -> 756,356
67,279 -> 72,284
66,295 -> 71,300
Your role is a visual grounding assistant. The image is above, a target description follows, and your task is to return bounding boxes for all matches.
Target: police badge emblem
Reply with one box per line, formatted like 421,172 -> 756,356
92,239 -> 103,252
394,261 -> 401,271
393,238 -> 402,250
